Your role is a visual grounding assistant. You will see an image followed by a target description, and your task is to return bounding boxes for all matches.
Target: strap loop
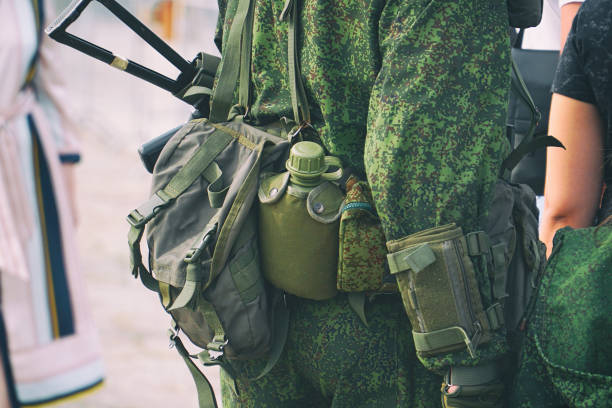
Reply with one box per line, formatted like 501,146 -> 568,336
127,192 -> 170,228
387,244 -> 436,275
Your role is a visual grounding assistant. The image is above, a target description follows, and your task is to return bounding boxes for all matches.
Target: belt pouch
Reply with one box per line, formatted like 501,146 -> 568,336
387,223 -> 491,357
337,177 -> 396,292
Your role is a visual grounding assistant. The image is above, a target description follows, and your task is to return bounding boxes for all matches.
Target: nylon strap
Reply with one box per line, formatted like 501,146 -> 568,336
168,261 -> 212,311
347,292 -> 368,327
251,302 -> 290,380
209,0 -> 252,122
281,0 -> 310,124
449,360 -> 500,386
501,58 -> 564,175
238,0 -> 254,109
162,130 -> 233,198
465,231 -> 508,330
412,325 -> 479,358
127,123 -> 234,285
208,140 -> 266,288
170,332 -> 218,408
387,244 -> 436,275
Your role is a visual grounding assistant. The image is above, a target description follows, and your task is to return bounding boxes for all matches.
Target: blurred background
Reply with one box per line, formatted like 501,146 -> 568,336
48,1 -> 221,406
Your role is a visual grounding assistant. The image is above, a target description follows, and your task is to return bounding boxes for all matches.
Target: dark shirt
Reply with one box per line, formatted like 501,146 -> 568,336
553,0 -> 612,188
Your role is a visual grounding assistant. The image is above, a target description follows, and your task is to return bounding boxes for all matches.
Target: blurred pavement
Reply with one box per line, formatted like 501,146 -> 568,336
49,1 -> 222,406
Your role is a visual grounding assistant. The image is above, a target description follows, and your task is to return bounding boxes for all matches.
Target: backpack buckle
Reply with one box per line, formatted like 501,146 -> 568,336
127,192 -> 171,227
206,336 -> 228,361
184,223 -> 218,263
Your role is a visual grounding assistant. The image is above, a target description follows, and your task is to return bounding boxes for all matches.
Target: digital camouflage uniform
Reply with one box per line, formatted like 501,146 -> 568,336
214,0 -> 511,405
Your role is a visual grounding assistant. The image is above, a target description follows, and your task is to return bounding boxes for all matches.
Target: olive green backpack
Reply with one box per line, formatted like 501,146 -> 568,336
126,0 -> 315,406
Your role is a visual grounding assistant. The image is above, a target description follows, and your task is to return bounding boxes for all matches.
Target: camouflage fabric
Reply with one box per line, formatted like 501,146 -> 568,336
214,0 -> 511,399
510,225 -> 612,408
221,294 -> 441,407
337,177 -> 396,293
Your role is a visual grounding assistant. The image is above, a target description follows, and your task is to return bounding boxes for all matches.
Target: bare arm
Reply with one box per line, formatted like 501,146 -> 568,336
541,93 -> 604,256
560,2 -> 582,51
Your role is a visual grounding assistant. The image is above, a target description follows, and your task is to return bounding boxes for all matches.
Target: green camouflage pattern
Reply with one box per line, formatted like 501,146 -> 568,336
215,0 -> 511,240
214,0 -> 511,394
510,225 -> 612,408
337,177 -> 396,293
221,294 -> 440,407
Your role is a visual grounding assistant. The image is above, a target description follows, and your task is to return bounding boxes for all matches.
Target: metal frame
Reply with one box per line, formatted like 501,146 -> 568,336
45,0 -> 196,94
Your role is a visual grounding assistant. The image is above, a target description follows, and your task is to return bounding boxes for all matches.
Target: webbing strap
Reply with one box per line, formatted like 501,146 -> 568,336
127,126 -> 234,279
449,360 -> 500,386
412,326 -> 479,358
172,303 -> 290,407
387,244 -> 436,275
465,231 -> 508,332
490,243 -> 508,301
163,130 -> 234,198
168,261 -> 212,311
210,0 -> 252,122
281,0 -> 311,124
238,0 -> 254,109
485,303 -> 504,331
170,332 -> 219,408
251,303 -> 290,380
347,292 -> 368,327
501,58 -> 564,175
209,141 -> 266,288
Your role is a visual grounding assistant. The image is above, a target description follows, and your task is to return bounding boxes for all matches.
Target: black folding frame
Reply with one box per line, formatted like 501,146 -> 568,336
46,0 -> 196,95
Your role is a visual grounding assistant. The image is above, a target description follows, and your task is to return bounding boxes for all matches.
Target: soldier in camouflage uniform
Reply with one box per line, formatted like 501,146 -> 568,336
213,0 -> 511,406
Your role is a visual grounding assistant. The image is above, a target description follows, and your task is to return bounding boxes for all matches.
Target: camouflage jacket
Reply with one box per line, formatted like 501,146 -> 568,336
214,0 -> 511,249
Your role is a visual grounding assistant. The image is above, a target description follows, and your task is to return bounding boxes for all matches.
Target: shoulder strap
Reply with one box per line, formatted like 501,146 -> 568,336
209,0 -> 254,122
500,58 -> 564,178
280,0 -> 311,125
210,0 -> 310,126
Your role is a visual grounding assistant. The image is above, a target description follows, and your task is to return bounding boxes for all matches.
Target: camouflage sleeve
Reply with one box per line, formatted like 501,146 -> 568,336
365,0 -> 512,241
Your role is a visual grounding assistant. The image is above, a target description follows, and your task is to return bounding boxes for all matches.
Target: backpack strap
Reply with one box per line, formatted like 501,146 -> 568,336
211,0 -> 310,126
169,301 -> 290,408
280,0 -> 311,125
500,58 -> 564,179
209,0 -> 254,122
170,329 -> 219,408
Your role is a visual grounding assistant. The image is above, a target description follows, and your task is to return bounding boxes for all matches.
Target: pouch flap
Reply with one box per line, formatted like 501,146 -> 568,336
387,243 -> 436,275
258,172 -> 290,204
341,180 -> 379,221
306,181 -> 344,224
386,223 -> 463,253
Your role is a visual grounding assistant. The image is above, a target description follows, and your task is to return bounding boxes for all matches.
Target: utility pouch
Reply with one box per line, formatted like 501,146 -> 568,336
337,177 -> 396,293
128,117 -> 291,359
258,172 -> 344,300
387,224 -> 491,357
